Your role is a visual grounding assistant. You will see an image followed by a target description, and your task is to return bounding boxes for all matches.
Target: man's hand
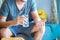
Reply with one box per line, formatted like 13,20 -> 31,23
35,20 -> 45,30
15,15 -> 28,25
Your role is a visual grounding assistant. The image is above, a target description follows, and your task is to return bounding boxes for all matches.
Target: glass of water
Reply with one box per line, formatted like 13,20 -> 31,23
21,15 -> 29,27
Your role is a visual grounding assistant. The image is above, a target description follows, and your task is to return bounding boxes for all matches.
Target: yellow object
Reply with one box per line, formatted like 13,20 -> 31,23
1,37 -> 24,40
38,9 -> 47,20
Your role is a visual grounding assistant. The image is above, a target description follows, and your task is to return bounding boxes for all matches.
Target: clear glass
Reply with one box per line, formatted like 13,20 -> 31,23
22,15 -> 29,27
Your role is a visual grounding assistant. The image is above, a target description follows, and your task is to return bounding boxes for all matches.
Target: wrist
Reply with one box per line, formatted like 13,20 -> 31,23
12,20 -> 17,26
34,19 -> 41,24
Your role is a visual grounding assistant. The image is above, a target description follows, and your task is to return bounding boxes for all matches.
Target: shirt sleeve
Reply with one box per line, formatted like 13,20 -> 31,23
0,0 -> 9,17
30,0 -> 37,11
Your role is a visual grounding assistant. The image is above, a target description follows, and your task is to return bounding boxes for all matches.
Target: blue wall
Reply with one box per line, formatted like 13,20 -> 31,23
57,0 -> 60,24
36,0 -> 52,23
0,0 -> 2,8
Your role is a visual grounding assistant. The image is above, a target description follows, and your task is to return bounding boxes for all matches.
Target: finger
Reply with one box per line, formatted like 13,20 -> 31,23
22,16 -> 28,21
36,23 -> 42,27
22,21 -> 27,25
18,17 -> 28,22
20,21 -> 27,25
41,20 -> 46,23
20,16 -> 28,21
21,15 -> 26,19
40,20 -> 45,24
36,22 -> 44,27
23,18 -> 28,22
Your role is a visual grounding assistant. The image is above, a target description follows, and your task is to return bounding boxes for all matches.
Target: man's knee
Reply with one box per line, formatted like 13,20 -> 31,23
38,25 -> 45,35
31,25 -> 45,34
0,28 -> 12,38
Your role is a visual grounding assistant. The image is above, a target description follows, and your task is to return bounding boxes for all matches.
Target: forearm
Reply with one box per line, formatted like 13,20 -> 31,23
0,20 -> 16,28
31,11 -> 41,24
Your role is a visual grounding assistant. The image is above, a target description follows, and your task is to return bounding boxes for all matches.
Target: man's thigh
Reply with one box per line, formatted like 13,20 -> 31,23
0,28 -> 13,37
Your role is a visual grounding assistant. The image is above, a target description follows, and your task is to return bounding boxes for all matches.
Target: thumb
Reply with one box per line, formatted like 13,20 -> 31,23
42,19 -> 46,23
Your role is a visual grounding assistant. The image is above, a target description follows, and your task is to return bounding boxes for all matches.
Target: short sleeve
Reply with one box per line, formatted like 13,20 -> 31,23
30,0 -> 37,11
0,0 -> 9,17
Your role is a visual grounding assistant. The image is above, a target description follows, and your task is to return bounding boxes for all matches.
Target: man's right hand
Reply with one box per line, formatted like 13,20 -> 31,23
0,15 -> 28,28
15,15 -> 28,25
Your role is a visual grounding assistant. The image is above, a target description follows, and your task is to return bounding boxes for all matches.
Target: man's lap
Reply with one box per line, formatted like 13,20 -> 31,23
9,21 -> 35,37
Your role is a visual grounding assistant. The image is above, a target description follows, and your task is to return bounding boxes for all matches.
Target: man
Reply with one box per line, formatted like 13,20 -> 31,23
0,0 -> 45,40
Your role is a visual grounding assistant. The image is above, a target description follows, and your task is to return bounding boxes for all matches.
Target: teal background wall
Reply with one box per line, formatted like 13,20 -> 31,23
57,0 -> 60,24
0,0 -> 2,8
